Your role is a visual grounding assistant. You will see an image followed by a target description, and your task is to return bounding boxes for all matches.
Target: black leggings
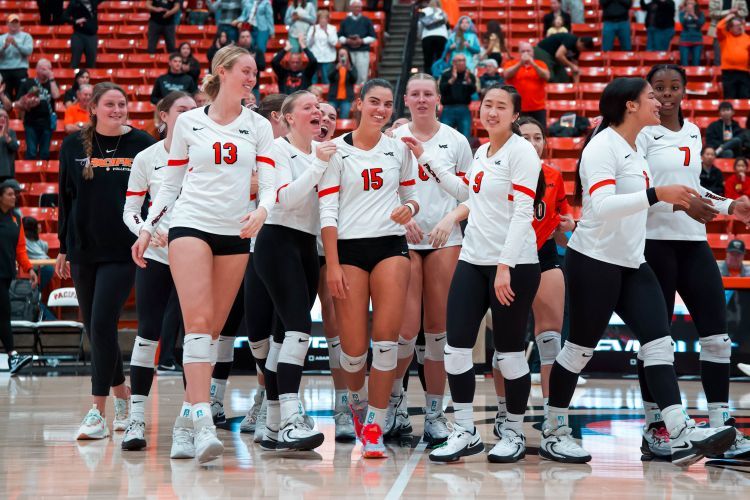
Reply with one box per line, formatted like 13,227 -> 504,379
643,239 -> 729,404
422,36 -> 447,74
446,261 -> 540,415
254,224 -> 320,396
0,278 -> 12,354
71,261 -> 135,397
549,249 -> 681,410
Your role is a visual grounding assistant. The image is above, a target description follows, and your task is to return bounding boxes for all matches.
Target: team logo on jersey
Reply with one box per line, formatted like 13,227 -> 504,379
383,152 -> 394,156
291,155 -> 297,159
342,155 -> 350,160
625,154 -> 631,159
192,126 -> 205,131
439,144 -> 448,149
239,129 -> 250,135
653,135 -> 664,140
495,159 -> 502,165
154,164 -> 167,171
690,134 -> 698,139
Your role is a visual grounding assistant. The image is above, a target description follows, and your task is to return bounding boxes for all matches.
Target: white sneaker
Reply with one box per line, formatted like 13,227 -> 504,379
488,428 -> 526,463
531,373 -> 541,385
170,426 -> 195,459
278,414 -> 325,451
738,362 -> 750,377
361,423 -> 387,459
240,391 -> 265,434
577,376 -> 587,385
423,412 -> 450,448
640,422 -> 672,461
113,397 -> 129,432
493,411 -> 506,438
211,401 -> 226,425
334,406 -> 356,442
252,396 -> 268,442
194,425 -> 224,463
76,405 -> 110,440
259,428 -> 279,451
428,425 -> 484,463
122,420 -> 146,451
540,426 -> 591,463
386,393 -> 412,437
670,420 -> 735,466
717,420 -> 750,459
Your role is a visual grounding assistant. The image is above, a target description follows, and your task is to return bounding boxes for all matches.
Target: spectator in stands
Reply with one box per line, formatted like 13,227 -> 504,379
185,0 -> 211,25
480,21 -> 511,68
679,0 -> 706,66
234,0 -> 273,54
63,84 -> 92,135
643,0 -> 676,51
178,42 -> 202,85
15,59 -> 59,161
438,53 -> 476,138
367,0 -> 393,36
445,16 -> 481,72
478,59 -> 503,89
273,0 -> 287,25
285,0 -> 316,53
601,0 -> 633,51
272,39 -> 317,93
562,0 -> 584,24
0,109 -> 18,182
418,0 -> 449,75
207,30 -> 232,69
308,10 -> 338,84
700,146 -> 726,195
62,69 -> 90,106
150,53 -> 198,104
707,101 -> 743,156
147,0 -> 180,54
193,89 -> 210,106
307,84 -> 324,101
208,0 -> 244,42
546,15 -> 570,36
22,216 -> 53,292
0,75 -> 13,112
535,33 -> 593,83
0,14 -> 33,101
720,239 -> 750,276
327,47 -> 357,118
543,0 -> 572,35
62,0 -> 101,69
237,29 -> 266,72
725,156 -> 750,199
716,13 -> 750,98
708,0 -> 748,65
338,0 -> 377,84
37,0 -> 64,25
502,41 -> 551,127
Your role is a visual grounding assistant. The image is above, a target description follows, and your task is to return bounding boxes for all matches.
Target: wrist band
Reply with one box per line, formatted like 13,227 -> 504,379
646,187 -> 658,206
405,202 -> 416,215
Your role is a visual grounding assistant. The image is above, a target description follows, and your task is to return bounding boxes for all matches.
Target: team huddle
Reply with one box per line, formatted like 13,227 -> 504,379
57,45 -> 750,467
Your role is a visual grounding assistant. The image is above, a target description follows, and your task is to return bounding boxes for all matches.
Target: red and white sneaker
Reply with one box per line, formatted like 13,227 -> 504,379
640,422 -> 672,461
361,423 -> 387,459
350,403 -> 367,439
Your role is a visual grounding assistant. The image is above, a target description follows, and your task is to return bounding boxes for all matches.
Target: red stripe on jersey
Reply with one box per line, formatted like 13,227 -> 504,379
250,193 -> 257,201
126,190 -> 147,197
457,172 -> 466,178
168,159 -> 188,166
276,183 -> 289,203
400,179 -> 416,186
507,194 -> 514,201
318,186 -> 340,198
462,176 -> 470,185
589,179 -> 616,195
257,156 -> 275,168
513,183 -> 536,199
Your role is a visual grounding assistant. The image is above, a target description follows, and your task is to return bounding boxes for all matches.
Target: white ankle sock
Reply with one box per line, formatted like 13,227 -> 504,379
643,401 -> 662,426
425,394 -> 443,416
505,411 -> 524,433
266,400 -> 280,432
454,402 -> 474,432
210,379 -> 227,403
496,396 -> 507,416
543,397 -> 549,422
130,394 -> 147,423
548,405 -> 569,430
350,384 -> 368,407
365,406 -> 388,429
707,402 -> 731,428
662,404 -> 690,436
191,402 -> 213,430
279,393 -> 299,424
334,390 -> 348,410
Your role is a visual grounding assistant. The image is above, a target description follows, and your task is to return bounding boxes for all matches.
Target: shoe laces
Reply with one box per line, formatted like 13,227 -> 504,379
335,410 -> 353,425
362,423 -> 383,446
126,420 -> 145,435
196,425 -> 217,441
83,409 -> 103,426
173,427 -> 193,445
653,425 -> 670,444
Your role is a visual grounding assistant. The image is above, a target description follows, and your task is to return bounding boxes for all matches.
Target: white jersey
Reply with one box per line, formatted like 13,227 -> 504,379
266,138 -> 326,235
391,123 -> 473,249
318,133 -> 419,239
460,135 -> 540,267
569,127 -> 659,269
143,106 -> 275,236
637,121 -> 732,241
123,141 -> 171,265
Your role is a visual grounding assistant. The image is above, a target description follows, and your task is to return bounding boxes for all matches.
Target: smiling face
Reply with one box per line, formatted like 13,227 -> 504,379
626,83 -> 661,128
161,96 -> 198,135
317,102 -> 337,140
285,93 -> 322,138
357,85 -> 394,131
649,68 -> 684,122
77,85 -> 93,108
480,88 -> 518,136
404,78 -> 439,120
92,89 -> 128,129
519,122 -> 545,158
219,54 -> 257,100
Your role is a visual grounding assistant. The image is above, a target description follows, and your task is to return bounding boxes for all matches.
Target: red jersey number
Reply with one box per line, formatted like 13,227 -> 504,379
678,146 -> 691,167
473,171 -> 484,193
213,142 -> 238,165
361,168 -> 384,191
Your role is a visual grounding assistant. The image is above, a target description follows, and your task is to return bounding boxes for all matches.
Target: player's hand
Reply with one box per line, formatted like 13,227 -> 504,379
132,231 -> 152,268
681,196 -> 719,224
327,264 -> 349,299
558,213 -> 576,232
731,196 -> 750,224
150,230 -> 168,248
428,213 -> 455,248
404,219 -> 424,244
400,136 -> 425,159
390,205 -> 412,225
655,185 -> 702,210
494,264 -> 515,306
316,141 -> 337,162
54,253 -> 70,279
240,207 -> 267,238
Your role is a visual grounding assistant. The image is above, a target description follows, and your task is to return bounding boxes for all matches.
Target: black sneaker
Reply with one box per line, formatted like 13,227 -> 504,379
9,353 -> 32,376
156,363 -> 182,376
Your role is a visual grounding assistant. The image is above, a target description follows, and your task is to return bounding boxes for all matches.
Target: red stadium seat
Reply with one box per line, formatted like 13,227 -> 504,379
14,161 -> 46,183
686,82 -> 722,100
578,82 -> 607,100
546,137 -> 585,158
608,51 -> 640,68
546,83 -> 577,101
25,183 -> 58,207
578,51 -> 606,68
547,100 -> 580,120
44,161 -> 60,183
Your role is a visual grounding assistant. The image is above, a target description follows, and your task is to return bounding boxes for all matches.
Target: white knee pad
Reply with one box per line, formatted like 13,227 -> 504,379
278,331 -> 310,366
209,338 -> 218,365
372,340 -> 398,371
266,340 -> 282,372
183,333 -> 212,364
424,332 -> 446,362
639,336 -> 675,367
492,351 -> 501,371
397,336 -> 417,360
496,351 -> 530,380
249,338 -> 270,361
130,336 -> 158,369
444,345 -> 473,375
217,335 -> 235,363
699,334 -> 731,364
340,351 -> 367,373
536,331 -> 562,366
556,341 -> 595,374
327,336 -> 342,369
415,345 -> 426,365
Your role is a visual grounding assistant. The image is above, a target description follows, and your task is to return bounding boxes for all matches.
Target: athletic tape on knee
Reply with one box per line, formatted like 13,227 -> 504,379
415,345 -> 426,364
699,334 -> 731,364
536,331 -> 562,366
130,336 -> 158,369
183,334 -> 212,364
492,351 -> 501,371
340,351 -> 367,373
372,340 -> 398,371
266,340 -> 282,372
397,336 -> 417,360
249,338 -> 270,361
496,351 -> 530,380
217,335 -> 235,363
278,331 -> 310,366
443,345 -> 473,375
424,332 -> 446,361
639,336 -> 675,367
556,341 -> 594,374
327,336 -> 342,369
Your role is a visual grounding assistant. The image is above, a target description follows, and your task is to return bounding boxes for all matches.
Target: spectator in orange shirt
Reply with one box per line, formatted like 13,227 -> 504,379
725,156 -> 750,199
326,48 -> 357,119
63,83 -> 91,134
502,41 -> 551,127
717,14 -> 750,98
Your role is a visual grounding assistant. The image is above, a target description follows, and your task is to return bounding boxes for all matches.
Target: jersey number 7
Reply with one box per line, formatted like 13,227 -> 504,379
362,168 -> 384,191
213,142 -> 238,165
678,146 -> 690,167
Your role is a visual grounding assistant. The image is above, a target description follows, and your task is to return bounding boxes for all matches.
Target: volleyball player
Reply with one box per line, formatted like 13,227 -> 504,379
388,73 -> 473,446
542,77 -> 735,466
637,64 -> 750,460
318,79 -> 420,458
428,85 -> 542,464
57,82 -> 156,440
121,91 -> 197,453
133,46 -> 275,463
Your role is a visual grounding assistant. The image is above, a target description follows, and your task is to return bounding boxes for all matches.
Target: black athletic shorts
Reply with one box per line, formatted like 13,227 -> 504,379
338,235 -> 409,273
411,247 -> 437,259
319,255 -> 326,268
538,238 -> 561,273
169,227 -> 248,256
